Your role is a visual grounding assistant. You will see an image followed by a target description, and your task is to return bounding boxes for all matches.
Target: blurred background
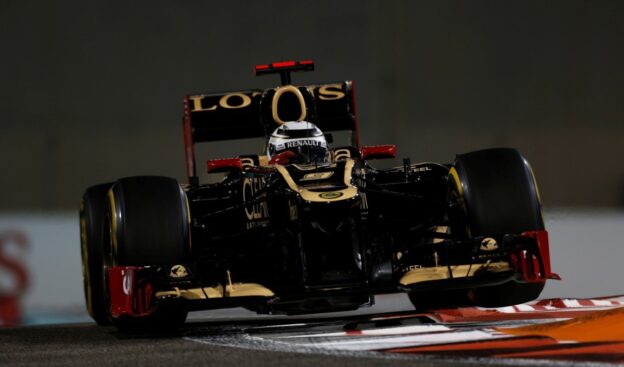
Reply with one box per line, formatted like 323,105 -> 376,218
0,0 -> 623,325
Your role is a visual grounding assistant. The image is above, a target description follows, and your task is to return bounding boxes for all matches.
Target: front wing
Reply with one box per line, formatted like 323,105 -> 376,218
107,230 -> 557,318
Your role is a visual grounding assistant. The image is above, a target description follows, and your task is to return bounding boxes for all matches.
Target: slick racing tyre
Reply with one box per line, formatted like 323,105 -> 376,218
107,176 -> 190,266
449,148 -> 545,307
105,176 -> 190,330
80,183 -> 113,325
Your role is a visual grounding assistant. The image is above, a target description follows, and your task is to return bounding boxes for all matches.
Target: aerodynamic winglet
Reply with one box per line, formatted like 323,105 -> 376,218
255,60 -> 315,85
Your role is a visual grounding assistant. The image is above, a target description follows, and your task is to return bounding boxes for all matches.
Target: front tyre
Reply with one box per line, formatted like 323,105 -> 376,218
107,176 -> 190,266
449,148 -> 545,307
105,176 -> 190,330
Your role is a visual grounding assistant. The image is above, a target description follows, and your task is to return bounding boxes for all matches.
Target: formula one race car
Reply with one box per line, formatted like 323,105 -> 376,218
80,61 -> 558,330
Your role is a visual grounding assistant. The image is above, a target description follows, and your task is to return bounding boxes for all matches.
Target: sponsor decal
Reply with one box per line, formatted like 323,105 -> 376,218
307,84 -> 346,101
412,165 -> 432,173
239,157 -> 256,168
271,86 -> 307,124
333,148 -> 352,161
189,83 -> 345,113
319,191 -> 343,200
281,139 -> 325,150
480,237 -> 498,251
301,172 -> 333,181
243,176 -> 270,229
169,265 -> 189,278
188,92 -> 261,112
122,271 -> 132,296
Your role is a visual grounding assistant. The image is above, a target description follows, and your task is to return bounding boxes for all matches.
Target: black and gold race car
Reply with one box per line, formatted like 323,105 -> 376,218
80,61 -> 558,330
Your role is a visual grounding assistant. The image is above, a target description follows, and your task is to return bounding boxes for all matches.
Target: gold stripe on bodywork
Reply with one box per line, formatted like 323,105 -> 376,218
155,283 -> 274,300
432,226 -> 448,244
343,159 -> 355,186
156,286 -> 223,300
258,155 -> 269,167
276,159 -> 359,203
225,283 -> 275,297
276,165 -> 300,192
399,261 -> 512,286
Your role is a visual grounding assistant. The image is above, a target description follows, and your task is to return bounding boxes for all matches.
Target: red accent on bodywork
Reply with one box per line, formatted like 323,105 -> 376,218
255,61 -> 315,75
517,230 -> 560,282
183,96 -> 197,183
206,158 -> 243,173
269,150 -> 296,165
108,266 -> 154,318
272,61 -> 297,68
254,64 -> 270,75
360,145 -> 397,160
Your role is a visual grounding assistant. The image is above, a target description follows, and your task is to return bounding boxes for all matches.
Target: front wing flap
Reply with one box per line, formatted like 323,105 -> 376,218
398,229 -> 559,292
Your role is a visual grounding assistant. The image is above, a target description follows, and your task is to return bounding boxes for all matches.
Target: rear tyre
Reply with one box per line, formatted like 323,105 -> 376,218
449,148 -> 545,307
105,176 -> 190,330
80,183 -> 113,325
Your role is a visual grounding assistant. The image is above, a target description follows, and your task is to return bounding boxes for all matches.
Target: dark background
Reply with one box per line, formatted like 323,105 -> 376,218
1,0 -> 623,209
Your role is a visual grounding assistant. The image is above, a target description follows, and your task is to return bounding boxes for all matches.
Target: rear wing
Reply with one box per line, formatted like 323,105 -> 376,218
183,62 -> 360,183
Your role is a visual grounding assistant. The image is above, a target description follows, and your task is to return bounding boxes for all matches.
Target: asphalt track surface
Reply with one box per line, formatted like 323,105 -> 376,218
3,294 -> 624,367
0,295 -> 444,367
0,321 -> 481,367
0,317 -> 519,367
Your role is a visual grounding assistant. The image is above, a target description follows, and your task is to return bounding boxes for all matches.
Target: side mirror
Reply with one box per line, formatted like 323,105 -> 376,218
360,145 -> 397,160
206,158 -> 243,173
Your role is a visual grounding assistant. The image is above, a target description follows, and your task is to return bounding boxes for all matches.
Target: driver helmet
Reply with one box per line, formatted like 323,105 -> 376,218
267,121 -> 329,164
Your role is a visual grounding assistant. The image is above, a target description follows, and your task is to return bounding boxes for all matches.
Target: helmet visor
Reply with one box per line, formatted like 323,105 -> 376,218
269,139 -> 329,164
